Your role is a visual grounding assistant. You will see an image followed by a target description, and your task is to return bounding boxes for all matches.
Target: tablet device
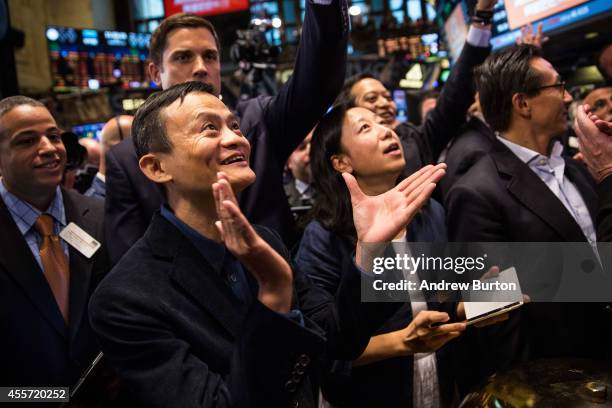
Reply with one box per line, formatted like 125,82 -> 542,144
465,301 -> 523,326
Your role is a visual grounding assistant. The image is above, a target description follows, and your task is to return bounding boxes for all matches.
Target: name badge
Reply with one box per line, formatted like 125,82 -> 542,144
59,222 -> 101,258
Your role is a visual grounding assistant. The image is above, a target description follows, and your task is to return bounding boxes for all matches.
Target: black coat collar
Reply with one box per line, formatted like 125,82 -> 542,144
490,139 -> 595,241
144,213 -> 246,338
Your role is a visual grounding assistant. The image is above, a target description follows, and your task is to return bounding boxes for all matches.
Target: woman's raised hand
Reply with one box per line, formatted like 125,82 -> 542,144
343,163 -> 446,244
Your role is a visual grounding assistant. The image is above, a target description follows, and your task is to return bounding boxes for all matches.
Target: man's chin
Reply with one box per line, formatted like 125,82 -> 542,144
227,170 -> 256,193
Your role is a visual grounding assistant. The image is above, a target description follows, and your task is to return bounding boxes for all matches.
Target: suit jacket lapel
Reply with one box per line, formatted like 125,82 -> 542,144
492,141 -> 587,241
0,198 -> 67,338
62,189 -> 95,343
149,215 -> 243,338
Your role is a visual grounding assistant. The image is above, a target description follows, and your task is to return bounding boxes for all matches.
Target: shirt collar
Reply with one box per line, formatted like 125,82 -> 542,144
0,180 -> 65,235
160,205 -> 225,274
497,136 -> 566,183
497,135 -> 541,164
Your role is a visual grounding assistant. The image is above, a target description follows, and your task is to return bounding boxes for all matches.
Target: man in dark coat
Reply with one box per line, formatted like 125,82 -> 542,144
91,82 -> 439,407
0,96 -> 109,388
105,1 -> 348,264
445,44 -> 612,394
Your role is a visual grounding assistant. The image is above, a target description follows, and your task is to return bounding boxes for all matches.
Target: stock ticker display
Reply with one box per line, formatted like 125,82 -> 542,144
46,26 -> 153,91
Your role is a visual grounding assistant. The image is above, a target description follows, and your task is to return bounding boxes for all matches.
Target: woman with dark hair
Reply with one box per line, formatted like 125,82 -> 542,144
295,104 -> 462,408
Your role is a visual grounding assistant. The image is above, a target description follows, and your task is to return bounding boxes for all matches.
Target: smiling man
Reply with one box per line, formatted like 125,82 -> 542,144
91,81 -> 441,407
0,96 -> 108,387
105,2 -> 349,265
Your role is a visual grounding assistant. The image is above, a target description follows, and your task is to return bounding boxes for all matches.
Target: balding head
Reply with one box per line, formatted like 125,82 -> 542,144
101,115 -> 133,151
97,115 -> 133,175
79,138 -> 101,167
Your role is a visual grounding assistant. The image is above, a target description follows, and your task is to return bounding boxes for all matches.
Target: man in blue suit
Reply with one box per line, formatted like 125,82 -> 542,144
105,1 -> 348,264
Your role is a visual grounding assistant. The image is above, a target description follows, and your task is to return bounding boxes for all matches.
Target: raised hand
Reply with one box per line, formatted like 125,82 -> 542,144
475,0 -> 497,12
344,164 -> 446,244
516,23 -> 548,49
575,105 -> 612,182
213,172 -> 292,312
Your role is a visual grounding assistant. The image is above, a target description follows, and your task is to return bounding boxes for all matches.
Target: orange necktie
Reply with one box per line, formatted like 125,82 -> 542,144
34,214 -> 70,323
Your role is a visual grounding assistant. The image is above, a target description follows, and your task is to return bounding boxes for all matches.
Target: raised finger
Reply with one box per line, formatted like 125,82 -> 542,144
222,199 -> 257,242
402,182 -> 437,218
405,168 -> 445,202
217,174 -> 239,205
395,165 -> 434,192
400,164 -> 446,195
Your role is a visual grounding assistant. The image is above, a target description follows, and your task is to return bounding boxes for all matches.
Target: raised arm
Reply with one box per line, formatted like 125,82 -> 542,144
419,0 -> 494,160
263,0 -> 349,162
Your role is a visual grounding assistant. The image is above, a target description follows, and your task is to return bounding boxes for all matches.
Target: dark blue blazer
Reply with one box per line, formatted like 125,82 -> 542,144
445,138 -> 612,394
104,0 -> 349,265
89,212 -> 401,407
437,115 -> 495,201
294,201 -> 456,407
0,189 -> 109,388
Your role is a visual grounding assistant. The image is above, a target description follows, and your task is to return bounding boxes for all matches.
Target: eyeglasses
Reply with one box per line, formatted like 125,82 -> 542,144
536,81 -> 566,94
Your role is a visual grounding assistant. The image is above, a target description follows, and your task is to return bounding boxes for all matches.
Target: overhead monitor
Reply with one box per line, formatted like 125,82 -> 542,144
491,0 -> 612,49
440,0 -> 612,51
164,0 -> 249,17
46,26 -> 151,91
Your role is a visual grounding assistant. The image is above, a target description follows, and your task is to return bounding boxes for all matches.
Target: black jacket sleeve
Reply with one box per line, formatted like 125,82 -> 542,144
104,146 -> 150,265
597,175 -> 612,242
263,0 -> 349,163
400,41 -> 491,170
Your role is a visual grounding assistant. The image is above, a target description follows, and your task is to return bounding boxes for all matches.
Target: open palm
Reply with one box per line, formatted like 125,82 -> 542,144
344,164 -> 446,243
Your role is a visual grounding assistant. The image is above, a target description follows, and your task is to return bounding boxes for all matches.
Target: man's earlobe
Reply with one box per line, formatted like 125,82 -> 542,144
148,62 -> 162,86
139,154 -> 172,184
331,154 -> 353,174
512,93 -> 531,118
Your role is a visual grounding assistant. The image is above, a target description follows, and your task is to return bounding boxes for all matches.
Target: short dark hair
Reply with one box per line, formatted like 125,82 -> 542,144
0,96 -> 46,141
475,44 -> 544,132
336,72 -> 377,107
132,81 -> 215,159
0,96 -> 45,120
149,13 -> 220,68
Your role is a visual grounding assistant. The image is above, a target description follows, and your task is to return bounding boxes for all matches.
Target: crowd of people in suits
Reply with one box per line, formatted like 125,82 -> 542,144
1,0 -> 612,406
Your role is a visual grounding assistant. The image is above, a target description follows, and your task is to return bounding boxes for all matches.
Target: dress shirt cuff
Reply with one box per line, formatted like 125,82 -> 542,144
466,25 -> 492,48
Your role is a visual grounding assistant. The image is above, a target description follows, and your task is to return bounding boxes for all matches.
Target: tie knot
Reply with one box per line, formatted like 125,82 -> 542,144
35,214 -> 55,237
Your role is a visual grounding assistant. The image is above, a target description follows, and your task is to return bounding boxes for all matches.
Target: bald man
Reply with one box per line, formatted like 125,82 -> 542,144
85,115 -> 133,200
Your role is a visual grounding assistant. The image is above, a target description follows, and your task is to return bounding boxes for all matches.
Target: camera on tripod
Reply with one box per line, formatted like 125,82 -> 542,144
230,20 -> 280,70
